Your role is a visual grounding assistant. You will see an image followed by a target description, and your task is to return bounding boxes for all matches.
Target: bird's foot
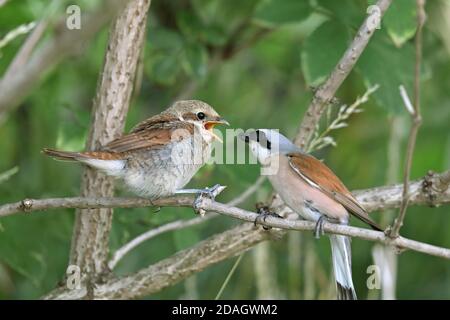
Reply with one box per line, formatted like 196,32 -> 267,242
254,203 -> 282,230
314,215 -> 326,239
153,207 -> 161,213
192,184 -> 227,216
144,198 -> 160,213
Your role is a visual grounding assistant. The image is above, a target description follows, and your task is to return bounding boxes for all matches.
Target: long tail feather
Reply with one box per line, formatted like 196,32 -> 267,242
42,148 -> 83,161
329,234 -> 357,300
42,148 -> 125,177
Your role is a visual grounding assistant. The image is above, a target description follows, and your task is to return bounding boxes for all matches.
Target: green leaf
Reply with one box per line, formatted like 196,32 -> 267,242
254,0 -> 311,26
176,11 -> 205,40
0,213 -> 72,294
146,53 -> 181,86
356,30 -> 414,113
146,28 -> 186,85
149,28 -> 184,51
176,11 -> 227,46
201,25 -> 228,46
383,0 -> 417,47
182,43 -> 208,78
301,20 -> 350,86
193,0 -> 260,31
315,0 -> 365,28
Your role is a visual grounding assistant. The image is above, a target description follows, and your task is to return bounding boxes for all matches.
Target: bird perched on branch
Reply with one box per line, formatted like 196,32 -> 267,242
43,100 -> 229,205
240,129 -> 382,300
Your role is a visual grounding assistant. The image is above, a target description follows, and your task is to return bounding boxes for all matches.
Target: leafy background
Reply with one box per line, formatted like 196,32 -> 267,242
0,0 -> 449,299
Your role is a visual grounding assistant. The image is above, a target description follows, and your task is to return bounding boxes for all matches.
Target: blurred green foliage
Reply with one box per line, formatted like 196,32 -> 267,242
0,0 -> 449,299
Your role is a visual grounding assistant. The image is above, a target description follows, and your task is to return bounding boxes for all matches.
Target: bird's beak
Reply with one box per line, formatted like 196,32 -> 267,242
204,118 -> 229,129
204,118 -> 229,143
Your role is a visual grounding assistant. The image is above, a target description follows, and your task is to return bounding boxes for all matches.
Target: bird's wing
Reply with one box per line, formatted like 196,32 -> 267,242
288,153 -> 382,231
129,113 -> 180,133
102,114 -> 194,153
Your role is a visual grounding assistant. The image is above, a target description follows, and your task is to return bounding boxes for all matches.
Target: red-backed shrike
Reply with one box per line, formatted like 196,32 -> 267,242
43,100 -> 228,201
241,129 -> 381,300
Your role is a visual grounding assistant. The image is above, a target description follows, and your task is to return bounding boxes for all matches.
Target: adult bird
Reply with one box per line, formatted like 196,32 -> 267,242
240,129 -> 382,300
43,100 -> 229,203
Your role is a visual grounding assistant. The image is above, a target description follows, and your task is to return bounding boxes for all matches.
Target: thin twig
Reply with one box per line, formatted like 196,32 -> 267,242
108,177 -> 266,269
0,166 -> 19,184
43,199 -> 450,299
203,200 -> 450,260
294,0 -> 393,149
1,175 -> 450,263
391,0 -> 426,238
2,170 -> 450,218
0,0 -> 132,122
399,85 -> 415,115
0,22 -> 36,50
227,176 -> 266,207
108,214 -> 212,270
307,84 -> 379,152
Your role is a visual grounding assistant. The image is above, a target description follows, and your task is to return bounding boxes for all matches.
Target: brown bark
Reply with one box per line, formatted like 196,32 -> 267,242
69,0 -> 152,284
294,0 -> 393,149
0,0 -> 131,123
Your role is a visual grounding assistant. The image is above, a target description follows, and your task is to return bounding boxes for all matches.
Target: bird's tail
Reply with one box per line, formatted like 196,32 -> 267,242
42,148 -> 125,177
329,234 -> 357,300
42,148 -> 85,161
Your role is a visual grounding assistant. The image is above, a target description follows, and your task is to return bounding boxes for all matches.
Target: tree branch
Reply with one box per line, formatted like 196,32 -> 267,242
108,211 -> 213,270
33,167 -> 448,299
294,0 -> 393,149
6,193 -> 450,260
391,0 -> 426,238
107,176 -> 266,269
69,0 -> 152,287
43,222 -> 271,299
3,169 -> 450,299
200,200 -> 450,260
42,185 -> 450,299
14,0 -> 435,299
2,170 -> 448,218
0,0 -> 132,123
4,20 -> 47,79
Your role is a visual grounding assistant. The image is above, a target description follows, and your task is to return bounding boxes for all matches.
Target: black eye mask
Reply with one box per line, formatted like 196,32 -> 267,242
255,130 -> 271,150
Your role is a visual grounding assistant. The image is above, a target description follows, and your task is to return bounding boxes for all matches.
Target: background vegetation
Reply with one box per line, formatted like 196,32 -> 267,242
0,0 -> 449,299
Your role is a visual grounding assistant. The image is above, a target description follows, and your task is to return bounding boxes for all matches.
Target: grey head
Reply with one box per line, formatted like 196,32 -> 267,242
239,129 -> 303,164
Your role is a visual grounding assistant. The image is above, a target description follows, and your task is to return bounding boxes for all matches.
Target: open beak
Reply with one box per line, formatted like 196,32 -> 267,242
204,118 -> 229,143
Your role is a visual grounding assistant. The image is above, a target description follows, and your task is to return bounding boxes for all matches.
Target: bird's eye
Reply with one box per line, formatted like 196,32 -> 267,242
197,112 -> 206,120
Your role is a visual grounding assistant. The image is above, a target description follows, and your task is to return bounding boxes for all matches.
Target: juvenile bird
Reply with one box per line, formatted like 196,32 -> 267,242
240,129 -> 382,300
43,100 -> 228,201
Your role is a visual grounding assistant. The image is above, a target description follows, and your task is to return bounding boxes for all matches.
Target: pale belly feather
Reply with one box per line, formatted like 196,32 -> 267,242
122,136 -> 212,198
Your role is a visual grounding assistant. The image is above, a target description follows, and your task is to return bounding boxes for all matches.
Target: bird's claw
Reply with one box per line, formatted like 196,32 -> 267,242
314,215 -> 326,239
254,204 -> 282,230
193,184 -> 227,216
